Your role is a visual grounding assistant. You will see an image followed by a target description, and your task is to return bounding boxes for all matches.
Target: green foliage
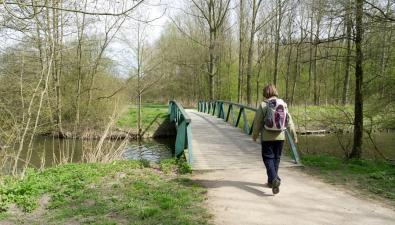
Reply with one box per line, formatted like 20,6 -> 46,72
139,159 -> 151,168
178,160 -> 193,174
302,154 -> 395,200
0,161 -> 210,224
290,105 -> 354,131
159,158 -> 179,174
160,158 -> 192,175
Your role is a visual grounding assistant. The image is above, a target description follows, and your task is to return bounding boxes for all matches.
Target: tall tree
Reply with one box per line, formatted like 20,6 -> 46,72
246,0 -> 263,105
273,0 -> 283,86
342,0 -> 352,105
238,0 -> 246,103
191,0 -> 231,100
349,0 -> 364,159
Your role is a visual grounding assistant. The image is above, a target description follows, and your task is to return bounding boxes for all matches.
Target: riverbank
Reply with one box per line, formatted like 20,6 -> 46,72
117,104 -> 175,138
43,104 -> 394,140
44,104 -> 174,140
0,160 -> 211,225
300,154 -> 395,207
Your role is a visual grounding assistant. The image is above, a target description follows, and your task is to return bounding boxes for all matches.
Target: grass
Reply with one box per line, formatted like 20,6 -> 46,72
117,104 -> 168,128
117,104 -> 170,137
0,160 -> 210,225
301,154 -> 395,203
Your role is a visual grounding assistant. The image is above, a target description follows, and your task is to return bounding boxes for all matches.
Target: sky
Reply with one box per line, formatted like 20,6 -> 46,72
0,0 -> 176,77
106,0 -> 177,77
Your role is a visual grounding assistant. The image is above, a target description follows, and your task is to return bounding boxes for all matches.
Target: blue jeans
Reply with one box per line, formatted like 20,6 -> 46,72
261,140 -> 284,184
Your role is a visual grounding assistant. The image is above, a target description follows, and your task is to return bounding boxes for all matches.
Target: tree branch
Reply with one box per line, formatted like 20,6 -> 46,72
2,0 -> 145,16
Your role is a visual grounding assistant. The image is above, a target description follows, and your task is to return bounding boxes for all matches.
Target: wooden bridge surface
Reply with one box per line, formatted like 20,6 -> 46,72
186,109 -> 296,170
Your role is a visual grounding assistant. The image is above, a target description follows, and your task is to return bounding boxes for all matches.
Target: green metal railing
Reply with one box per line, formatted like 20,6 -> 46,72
198,100 -> 301,165
169,100 -> 192,163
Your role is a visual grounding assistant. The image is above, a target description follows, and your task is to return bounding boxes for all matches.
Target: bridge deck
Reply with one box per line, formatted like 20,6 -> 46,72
186,110 -> 296,170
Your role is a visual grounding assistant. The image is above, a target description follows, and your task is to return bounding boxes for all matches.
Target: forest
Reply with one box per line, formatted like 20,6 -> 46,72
0,1 -> 394,224
0,0 -> 394,173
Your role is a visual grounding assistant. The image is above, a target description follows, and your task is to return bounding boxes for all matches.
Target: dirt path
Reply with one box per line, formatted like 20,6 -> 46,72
193,167 -> 395,225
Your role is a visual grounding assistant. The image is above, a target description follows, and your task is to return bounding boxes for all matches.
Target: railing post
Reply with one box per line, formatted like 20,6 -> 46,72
242,108 -> 250,134
226,104 -> 231,122
221,102 -> 225,119
217,102 -> 220,118
212,101 -> 216,116
235,107 -> 243,127
217,101 -> 224,119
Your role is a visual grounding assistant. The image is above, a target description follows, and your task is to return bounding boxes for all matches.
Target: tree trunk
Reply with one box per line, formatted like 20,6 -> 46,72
53,0 -> 65,137
238,0 -> 245,103
342,0 -> 352,105
246,0 -> 261,105
74,0 -> 87,135
273,0 -> 282,86
308,7 -> 314,99
313,17 -> 320,105
350,0 -> 364,159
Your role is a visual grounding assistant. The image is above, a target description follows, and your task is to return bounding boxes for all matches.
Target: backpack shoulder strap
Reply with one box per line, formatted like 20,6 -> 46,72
260,101 -> 268,117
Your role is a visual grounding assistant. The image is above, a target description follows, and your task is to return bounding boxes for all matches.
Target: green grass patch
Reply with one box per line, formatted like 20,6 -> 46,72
117,104 -> 170,136
117,104 -> 168,128
160,158 -> 192,175
0,161 -> 210,224
302,154 -> 395,201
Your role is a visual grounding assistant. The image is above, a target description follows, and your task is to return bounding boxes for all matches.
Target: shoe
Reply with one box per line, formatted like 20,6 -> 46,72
266,183 -> 273,188
272,178 -> 281,195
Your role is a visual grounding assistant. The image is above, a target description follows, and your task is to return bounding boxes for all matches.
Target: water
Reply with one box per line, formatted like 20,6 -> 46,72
293,132 -> 395,160
2,132 -> 393,173
122,139 -> 174,162
1,137 -> 174,173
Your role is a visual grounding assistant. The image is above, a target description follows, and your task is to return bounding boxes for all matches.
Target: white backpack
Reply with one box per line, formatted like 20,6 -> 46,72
263,98 -> 288,131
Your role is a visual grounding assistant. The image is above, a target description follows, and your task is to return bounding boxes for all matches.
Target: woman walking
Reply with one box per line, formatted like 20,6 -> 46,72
252,84 -> 298,195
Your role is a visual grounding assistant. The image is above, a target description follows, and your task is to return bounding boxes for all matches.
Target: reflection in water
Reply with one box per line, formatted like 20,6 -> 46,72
1,137 -> 174,174
123,143 -> 173,162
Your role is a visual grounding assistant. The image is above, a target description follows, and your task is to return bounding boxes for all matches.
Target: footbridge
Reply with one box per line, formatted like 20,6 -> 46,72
168,100 -> 301,170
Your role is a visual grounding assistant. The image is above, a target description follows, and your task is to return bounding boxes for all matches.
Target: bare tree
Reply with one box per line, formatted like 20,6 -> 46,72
246,0 -> 263,105
350,0 -> 364,159
238,0 -> 246,103
342,0 -> 352,105
191,0 -> 231,100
